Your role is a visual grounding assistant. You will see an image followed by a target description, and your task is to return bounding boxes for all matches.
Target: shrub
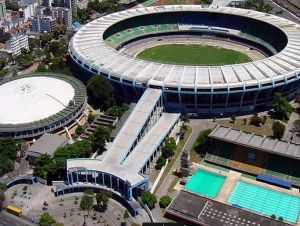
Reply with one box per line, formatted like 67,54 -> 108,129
230,115 -> 236,123
75,125 -> 84,135
271,214 -> 276,219
159,195 -> 172,208
155,156 -> 166,170
141,191 -> 157,210
88,113 -> 96,124
278,216 -> 283,221
272,121 -> 285,139
250,113 -> 263,126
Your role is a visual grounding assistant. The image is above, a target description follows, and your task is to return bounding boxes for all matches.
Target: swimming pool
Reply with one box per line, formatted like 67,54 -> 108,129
228,181 -> 300,223
184,169 -> 226,198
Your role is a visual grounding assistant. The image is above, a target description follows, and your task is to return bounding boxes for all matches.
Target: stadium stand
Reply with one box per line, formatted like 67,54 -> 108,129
103,12 -> 287,51
206,125 -> 300,186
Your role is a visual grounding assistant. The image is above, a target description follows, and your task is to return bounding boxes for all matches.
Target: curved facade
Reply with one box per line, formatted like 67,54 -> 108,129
0,73 -> 87,139
69,5 -> 300,115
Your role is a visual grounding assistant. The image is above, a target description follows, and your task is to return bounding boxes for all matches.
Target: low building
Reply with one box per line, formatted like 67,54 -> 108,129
51,7 -> 71,26
5,34 -> 29,55
26,133 -> 69,164
30,16 -> 56,33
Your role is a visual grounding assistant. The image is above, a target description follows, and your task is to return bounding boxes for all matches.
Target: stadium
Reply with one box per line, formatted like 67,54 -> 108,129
0,73 -> 87,139
69,5 -> 300,115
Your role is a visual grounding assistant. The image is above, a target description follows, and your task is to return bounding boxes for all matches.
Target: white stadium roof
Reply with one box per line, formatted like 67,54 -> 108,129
70,5 -> 300,89
0,76 -> 75,125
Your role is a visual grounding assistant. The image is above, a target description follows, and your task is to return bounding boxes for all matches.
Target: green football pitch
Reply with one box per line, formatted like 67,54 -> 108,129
136,44 -> 252,65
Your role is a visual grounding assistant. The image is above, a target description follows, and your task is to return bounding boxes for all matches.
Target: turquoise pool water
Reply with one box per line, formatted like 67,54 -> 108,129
228,181 -> 300,223
184,169 -> 226,198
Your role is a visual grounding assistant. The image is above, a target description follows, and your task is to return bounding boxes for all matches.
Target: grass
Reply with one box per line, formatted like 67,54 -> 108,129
136,44 -> 252,65
153,126 -> 192,194
202,161 -> 230,172
216,117 -> 274,136
167,177 -> 180,193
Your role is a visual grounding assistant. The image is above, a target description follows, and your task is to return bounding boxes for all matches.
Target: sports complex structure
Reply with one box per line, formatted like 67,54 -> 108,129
0,73 -> 87,139
69,5 -> 300,115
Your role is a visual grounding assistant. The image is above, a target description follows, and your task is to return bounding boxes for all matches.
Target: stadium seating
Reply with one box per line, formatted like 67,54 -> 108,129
103,11 -> 287,51
205,140 -> 300,185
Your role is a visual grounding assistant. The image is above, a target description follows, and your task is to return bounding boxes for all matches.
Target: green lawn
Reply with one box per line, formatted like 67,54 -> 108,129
216,117 -> 274,136
136,44 -> 252,65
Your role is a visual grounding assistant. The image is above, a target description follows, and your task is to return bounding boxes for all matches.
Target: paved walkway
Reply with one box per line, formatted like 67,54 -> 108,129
152,119 -> 215,222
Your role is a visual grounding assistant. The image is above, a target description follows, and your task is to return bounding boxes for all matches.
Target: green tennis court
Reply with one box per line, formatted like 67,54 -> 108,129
184,169 -> 226,198
228,181 -> 300,223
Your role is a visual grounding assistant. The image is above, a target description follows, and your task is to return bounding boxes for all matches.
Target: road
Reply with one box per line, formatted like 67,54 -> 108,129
152,119 -> 214,222
0,211 -> 34,226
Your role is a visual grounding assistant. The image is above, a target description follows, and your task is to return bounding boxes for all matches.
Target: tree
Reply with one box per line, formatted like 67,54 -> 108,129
155,156 -> 166,170
86,76 -> 114,110
33,154 -> 55,179
272,121 -> 285,139
159,195 -> 172,208
0,138 -> 19,177
293,120 -> 300,134
243,118 -> 247,125
90,126 -> 111,153
39,212 -> 56,226
181,115 -> 190,126
88,112 -> 96,124
40,33 -> 54,47
194,129 -> 212,154
272,93 -> 293,120
250,113 -> 263,126
106,104 -> 129,117
141,191 -> 157,210
230,115 -> 236,123
162,137 -> 176,159
0,32 -> 11,43
95,191 -> 111,210
5,0 -> 19,11
75,125 -> 84,136
80,189 -> 94,215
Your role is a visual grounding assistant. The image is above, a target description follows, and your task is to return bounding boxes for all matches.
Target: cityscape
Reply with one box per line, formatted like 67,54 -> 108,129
1,0 -> 300,225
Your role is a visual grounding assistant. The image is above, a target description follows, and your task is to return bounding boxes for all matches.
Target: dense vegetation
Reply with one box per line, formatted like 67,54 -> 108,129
86,76 -> 115,110
73,0 -> 124,23
272,93 -> 293,120
34,140 -> 92,181
141,191 -> 157,210
155,137 -> 176,170
137,44 -> 252,65
0,138 -> 19,177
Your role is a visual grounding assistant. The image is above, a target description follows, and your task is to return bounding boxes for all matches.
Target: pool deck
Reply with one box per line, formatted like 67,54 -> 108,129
174,162 -> 300,225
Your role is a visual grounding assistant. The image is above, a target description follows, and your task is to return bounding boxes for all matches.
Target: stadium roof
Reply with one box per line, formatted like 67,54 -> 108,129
0,73 -> 86,133
70,5 -> 300,90
209,125 -> 300,160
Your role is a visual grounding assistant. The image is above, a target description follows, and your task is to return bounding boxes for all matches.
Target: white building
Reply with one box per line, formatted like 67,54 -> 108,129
19,2 -> 38,19
5,35 -> 29,56
51,7 -> 71,26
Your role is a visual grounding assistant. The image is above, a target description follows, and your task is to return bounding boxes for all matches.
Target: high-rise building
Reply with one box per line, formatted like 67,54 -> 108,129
0,0 -> 6,19
51,7 -> 71,27
19,2 -> 38,19
42,0 -> 52,7
30,16 -> 56,33
5,35 -> 29,56
53,0 -> 76,18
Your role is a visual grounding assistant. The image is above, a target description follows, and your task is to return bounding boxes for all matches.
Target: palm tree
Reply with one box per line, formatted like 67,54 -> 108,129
181,116 -> 190,126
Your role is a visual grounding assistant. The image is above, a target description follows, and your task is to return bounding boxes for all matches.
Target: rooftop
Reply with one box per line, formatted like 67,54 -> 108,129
27,133 -> 69,157
209,125 -> 300,160
166,190 -> 291,226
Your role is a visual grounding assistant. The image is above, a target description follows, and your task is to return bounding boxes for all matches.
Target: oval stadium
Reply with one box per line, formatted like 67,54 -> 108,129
0,73 -> 87,139
69,5 -> 300,115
